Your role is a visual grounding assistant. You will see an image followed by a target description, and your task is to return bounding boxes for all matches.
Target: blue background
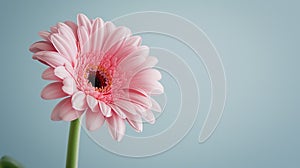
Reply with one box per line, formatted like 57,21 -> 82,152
0,0 -> 299,167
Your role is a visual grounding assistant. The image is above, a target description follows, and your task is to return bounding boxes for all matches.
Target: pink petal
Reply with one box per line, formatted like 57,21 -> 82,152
90,18 -> 105,52
64,21 -> 78,41
103,22 -> 116,42
102,26 -> 131,53
86,95 -> 99,112
41,82 -> 67,100
110,105 -> 126,119
29,41 -> 55,53
143,56 -> 158,67
118,46 -> 149,72
133,69 -> 162,82
57,22 -> 76,44
86,108 -> 105,131
38,31 -> 51,41
71,91 -> 87,111
62,77 -> 77,95
77,13 -> 91,34
126,113 -> 143,132
126,36 -> 141,47
50,26 -> 58,33
50,34 -> 75,63
150,97 -> 162,112
106,114 -> 126,142
141,111 -> 155,124
56,23 -> 77,64
114,45 -> 136,63
78,26 -> 89,53
133,56 -> 158,72
60,110 -> 83,121
42,67 -> 61,81
99,101 -> 112,117
134,104 -> 148,113
64,63 -> 75,77
113,99 -> 137,115
51,97 -> 83,121
54,66 -> 71,79
131,81 -> 164,95
120,89 -> 152,109
32,51 -> 70,68
149,82 -> 164,94
104,39 -> 125,59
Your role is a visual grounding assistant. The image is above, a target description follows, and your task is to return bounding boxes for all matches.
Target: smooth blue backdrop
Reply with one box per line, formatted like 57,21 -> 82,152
0,0 -> 299,167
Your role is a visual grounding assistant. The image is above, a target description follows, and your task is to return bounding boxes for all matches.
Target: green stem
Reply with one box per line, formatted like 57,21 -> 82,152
66,118 -> 81,168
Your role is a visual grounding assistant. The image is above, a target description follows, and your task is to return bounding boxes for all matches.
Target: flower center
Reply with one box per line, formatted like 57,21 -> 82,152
86,66 -> 112,92
88,71 -> 107,88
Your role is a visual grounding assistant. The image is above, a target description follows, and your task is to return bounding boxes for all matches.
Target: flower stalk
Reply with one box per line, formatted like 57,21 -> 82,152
66,118 -> 81,168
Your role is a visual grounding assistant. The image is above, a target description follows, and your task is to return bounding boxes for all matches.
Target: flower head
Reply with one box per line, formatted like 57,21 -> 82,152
30,14 -> 163,141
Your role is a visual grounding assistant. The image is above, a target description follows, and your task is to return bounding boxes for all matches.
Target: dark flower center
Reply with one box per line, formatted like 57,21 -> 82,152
88,70 -> 108,89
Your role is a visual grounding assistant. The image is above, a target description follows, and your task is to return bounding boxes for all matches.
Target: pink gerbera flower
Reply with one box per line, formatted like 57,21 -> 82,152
30,14 -> 163,141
